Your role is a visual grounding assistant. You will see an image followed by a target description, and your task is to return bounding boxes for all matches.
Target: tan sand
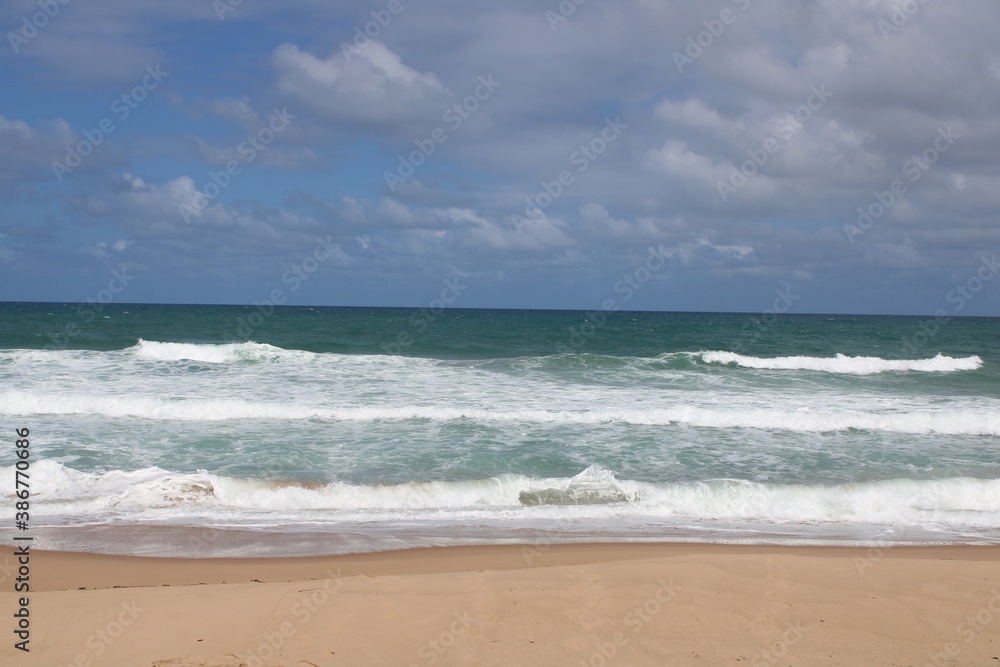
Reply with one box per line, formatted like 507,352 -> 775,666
2,543 -> 999,666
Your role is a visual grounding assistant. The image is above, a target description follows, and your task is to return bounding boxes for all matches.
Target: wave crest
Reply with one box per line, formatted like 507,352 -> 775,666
11,461 -> 1000,529
3,391 -> 999,435
698,351 -> 983,374
130,339 -> 311,364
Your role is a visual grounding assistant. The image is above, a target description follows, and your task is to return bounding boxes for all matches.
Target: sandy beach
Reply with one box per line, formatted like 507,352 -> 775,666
2,543 -> 998,666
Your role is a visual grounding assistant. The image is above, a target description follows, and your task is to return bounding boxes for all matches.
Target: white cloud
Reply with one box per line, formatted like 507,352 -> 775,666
646,140 -> 727,185
272,41 -> 450,134
653,98 -> 735,135
6,0 -> 1000,311
0,115 -> 107,189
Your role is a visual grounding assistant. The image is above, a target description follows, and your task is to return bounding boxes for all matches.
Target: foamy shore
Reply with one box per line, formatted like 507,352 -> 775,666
4,542 -> 999,666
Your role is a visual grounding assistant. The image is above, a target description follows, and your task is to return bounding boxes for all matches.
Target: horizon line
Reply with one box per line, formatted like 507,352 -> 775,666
1,300 -> 997,319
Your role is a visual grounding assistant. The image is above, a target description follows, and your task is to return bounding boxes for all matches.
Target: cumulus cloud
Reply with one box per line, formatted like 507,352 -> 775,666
0,115 -> 127,192
272,41 -> 450,135
4,0 -> 1000,311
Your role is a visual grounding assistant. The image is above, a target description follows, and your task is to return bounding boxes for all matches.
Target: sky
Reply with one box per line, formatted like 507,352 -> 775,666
1,0 -> 999,315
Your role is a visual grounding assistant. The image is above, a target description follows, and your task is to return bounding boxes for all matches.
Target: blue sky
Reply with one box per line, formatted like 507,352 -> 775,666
1,0 -> 999,315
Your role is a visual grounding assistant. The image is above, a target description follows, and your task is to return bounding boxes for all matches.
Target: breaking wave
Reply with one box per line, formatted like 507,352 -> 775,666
697,351 -> 983,374
10,461 -> 1000,530
4,391 -> 998,435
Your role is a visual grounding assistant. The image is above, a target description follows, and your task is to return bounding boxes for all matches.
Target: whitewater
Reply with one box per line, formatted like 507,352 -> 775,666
2,305 -> 999,554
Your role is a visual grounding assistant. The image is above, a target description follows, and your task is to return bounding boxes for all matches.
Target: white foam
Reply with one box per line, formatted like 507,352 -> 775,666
637,477 -> 1000,525
10,462 -> 1000,531
8,344 -> 985,378
130,339 -> 313,363
699,351 -> 983,374
4,391 -> 998,435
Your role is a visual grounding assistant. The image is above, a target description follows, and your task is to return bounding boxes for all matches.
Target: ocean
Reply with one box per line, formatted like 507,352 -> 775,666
2,302 -> 999,556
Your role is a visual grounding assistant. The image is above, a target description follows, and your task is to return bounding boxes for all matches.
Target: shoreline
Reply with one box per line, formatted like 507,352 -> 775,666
15,521 -> 1000,560
23,542 -> 1000,591
5,542 -> 1000,665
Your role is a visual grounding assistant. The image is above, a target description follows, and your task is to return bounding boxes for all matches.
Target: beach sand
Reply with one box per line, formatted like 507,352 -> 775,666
3,543 -> 999,666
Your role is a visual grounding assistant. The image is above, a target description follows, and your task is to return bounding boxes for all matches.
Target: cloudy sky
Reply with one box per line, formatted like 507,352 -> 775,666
2,0 -> 999,315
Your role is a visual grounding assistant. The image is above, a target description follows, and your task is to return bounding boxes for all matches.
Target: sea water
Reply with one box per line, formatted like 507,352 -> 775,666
2,303 -> 998,555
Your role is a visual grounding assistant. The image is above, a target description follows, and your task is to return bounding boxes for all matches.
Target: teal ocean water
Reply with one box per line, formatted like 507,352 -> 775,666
2,302 -> 999,555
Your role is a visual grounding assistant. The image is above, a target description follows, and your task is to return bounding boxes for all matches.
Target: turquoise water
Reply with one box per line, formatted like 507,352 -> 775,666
2,302 -> 999,554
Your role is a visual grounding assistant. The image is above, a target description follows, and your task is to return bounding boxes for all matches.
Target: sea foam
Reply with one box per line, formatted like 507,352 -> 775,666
698,351 -> 983,374
130,339 -> 312,363
4,391 -> 998,435
12,461 -> 1000,531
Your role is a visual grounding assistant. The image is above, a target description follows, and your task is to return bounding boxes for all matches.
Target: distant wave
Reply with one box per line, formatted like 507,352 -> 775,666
4,391 -> 998,435
697,351 -> 983,375
130,339 -> 314,363
0,341 -> 316,365
1,343 -> 985,377
532,351 -> 984,375
12,461 -> 1000,529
